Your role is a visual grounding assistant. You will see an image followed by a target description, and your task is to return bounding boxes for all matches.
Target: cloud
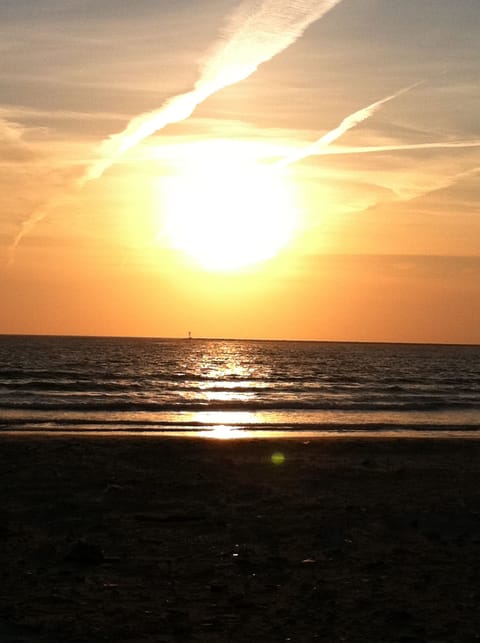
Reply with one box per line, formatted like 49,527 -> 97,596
7,0 -> 344,260
0,116 -> 38,162
0,104 -> 129,124
274,83 -> 480,221
82,0 -> 344,183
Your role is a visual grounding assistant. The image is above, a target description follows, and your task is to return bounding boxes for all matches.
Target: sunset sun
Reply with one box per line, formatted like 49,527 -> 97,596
160,158 -> 297,271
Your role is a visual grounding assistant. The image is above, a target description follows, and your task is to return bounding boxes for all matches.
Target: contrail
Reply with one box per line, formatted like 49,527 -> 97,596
272,82 -> 480,210
6,0 -> 343,262
397,164 -> 480,202
83,0 -> 344,183
292,140 -> 480,157
276,82 -> 423,168
6,202 -> 55,268
352,164 -> 480,222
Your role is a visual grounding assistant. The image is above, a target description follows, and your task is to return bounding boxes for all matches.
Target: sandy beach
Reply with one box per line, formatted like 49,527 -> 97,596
1,435 -> 480,642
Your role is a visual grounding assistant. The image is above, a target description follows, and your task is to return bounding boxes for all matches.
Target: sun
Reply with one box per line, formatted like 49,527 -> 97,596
159,153 -> 297,271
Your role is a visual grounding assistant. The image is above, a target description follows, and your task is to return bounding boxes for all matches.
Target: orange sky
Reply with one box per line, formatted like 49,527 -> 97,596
1,0 -> 479,343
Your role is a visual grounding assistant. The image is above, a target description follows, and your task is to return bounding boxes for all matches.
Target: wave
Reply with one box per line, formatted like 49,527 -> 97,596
2,380 -> 478,397
1,418 -> 479,436
2,339 -> 478,429
1,398 -> 479,413
3,369 -> 477,384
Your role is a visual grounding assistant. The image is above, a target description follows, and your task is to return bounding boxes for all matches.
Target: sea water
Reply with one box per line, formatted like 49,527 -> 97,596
0,335 -> 479,436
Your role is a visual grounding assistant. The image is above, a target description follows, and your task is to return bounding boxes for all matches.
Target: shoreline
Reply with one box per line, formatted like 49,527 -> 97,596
1,435 -> 480,641
1,423 -> 480,439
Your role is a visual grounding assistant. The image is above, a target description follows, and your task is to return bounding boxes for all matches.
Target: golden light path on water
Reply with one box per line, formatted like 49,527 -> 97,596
153,411 -> 480,441
182,411 -> 264,439
3,427 -> 480,440
173,429 -> 480,440
205,425 -> 252,439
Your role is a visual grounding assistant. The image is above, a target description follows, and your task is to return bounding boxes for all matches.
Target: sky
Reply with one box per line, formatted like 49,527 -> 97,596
1,0 -> 479,343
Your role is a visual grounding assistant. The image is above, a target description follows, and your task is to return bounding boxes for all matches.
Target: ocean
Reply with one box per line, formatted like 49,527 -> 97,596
0,335 -> 479,437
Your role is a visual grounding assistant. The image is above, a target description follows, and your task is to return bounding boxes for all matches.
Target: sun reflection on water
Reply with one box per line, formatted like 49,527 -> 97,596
186,344 -> 266,437
188,411 -> 260,439
189,410 -> 261,425
203,425 -> 252,439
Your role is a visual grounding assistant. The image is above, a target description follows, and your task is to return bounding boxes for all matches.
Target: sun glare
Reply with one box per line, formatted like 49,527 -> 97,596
159,152 -> 297,271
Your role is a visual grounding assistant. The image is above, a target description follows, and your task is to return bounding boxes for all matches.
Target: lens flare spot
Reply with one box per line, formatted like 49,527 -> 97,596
271,451 -> 285,465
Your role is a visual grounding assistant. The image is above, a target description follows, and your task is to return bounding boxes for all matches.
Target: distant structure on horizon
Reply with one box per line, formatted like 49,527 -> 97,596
188,331 -> 192,340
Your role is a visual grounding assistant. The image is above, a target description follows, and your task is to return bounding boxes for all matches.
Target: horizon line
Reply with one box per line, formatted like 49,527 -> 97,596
0,332 -> 478,348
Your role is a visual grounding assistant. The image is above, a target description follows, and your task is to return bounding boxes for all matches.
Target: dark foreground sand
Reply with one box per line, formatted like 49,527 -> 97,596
1,435 -> 480,642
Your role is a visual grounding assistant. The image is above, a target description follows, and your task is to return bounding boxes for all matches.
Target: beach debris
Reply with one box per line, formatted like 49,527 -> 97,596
96,483 -> 125,501
64,540 -> 105,566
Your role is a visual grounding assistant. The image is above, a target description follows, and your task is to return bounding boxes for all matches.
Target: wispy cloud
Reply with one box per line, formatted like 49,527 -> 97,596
0,104 -> 129,124
272,81 -> 480,218
0,116 -> 39,163
0,117 -> 23,143
393,164 -> 480,204
83,0 -> 343,182
7,0 -> 344,261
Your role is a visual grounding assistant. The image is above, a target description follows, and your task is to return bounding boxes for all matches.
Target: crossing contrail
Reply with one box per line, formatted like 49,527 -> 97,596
7,0 -> 344,262
83,0 -> 344,183
285,139 -> 480,158
276,82 -> 423,168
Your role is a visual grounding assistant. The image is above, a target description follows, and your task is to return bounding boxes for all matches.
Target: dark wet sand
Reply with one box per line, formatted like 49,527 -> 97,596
1,435 -> 480,642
